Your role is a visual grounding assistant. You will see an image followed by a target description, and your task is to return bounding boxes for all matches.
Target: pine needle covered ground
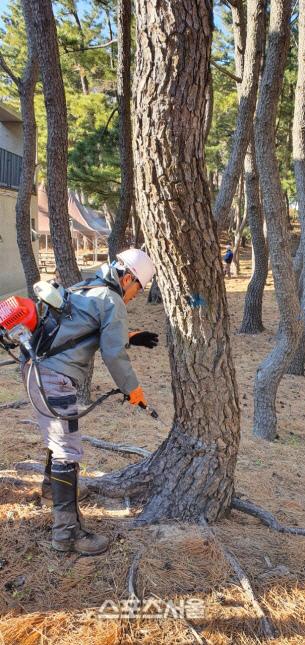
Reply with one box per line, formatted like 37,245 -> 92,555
1,243 -> 305,644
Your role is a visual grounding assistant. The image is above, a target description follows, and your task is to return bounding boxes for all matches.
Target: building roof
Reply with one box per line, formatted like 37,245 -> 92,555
68,191 -> 111,236
0,102 -> 22,123
38,186 -> 110,239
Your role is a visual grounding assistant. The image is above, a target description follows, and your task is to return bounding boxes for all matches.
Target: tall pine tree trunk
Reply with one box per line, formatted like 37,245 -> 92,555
130,0 -> 240,524
230,0 -> 268,333
240,136 -> 268,333
0,2 -> 40,298
108,0 -> 133,261
16,1 -> 40,298
30,0 -> 80,287
231,174 -> 246,276
253,0 -> 303,440
287,0 -> 305,376
214,0 -> 264,228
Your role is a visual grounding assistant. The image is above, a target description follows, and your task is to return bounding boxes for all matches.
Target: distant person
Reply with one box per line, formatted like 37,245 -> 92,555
223,244 -> 233,278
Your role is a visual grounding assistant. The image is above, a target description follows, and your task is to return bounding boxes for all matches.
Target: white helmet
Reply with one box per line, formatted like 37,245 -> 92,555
116,248 -> 155,289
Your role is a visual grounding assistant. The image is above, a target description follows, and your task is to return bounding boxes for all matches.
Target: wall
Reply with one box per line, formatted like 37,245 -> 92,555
0,189 -> 39,297
0,122 -> 23,156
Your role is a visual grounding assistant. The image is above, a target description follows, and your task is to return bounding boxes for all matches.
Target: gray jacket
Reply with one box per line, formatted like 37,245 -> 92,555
40,264 -> 139,394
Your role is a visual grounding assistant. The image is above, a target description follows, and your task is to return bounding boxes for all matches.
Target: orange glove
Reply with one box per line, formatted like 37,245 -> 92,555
128,385 -> 147,408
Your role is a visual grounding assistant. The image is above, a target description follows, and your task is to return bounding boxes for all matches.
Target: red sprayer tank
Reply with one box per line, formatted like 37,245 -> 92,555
0,296 -> 38,333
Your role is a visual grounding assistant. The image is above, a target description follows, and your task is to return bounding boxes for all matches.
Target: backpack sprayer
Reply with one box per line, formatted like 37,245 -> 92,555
0,285 -> 120,421
0,283 -> 160,423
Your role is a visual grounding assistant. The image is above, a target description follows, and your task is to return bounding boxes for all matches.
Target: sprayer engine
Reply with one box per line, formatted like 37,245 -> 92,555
0,296 -> 38,357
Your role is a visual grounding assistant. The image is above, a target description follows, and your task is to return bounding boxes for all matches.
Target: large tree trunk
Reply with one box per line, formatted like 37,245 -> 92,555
107,0 -> 133,261
253,0 -> 303,441
15,1 -> 40,298
231,174 -> 246,276
30,0 -> 80,287
230,0 -> 268,332
129,0 -> 240,524
70,2 -> 90,95
232,0 -> 268,334
287,0 -> 305,376
214,0 -> 264,228
239,137 -> 268,333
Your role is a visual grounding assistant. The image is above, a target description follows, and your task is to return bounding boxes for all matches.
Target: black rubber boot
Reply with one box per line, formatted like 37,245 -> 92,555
51,463 -> 109,556
41,450 -> 88,507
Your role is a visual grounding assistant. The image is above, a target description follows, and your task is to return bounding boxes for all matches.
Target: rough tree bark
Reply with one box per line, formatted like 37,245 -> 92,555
253,0 -> 303,440
108,0 -> 133,262
231,174 -> 246,276
287,0 -> 305,376
123,0 -> 240,524
232,0 -> 269,333
214,0 -> 264,228
0,2 -> 40,298
239,137 -> 268,333
30,0 -> 80,287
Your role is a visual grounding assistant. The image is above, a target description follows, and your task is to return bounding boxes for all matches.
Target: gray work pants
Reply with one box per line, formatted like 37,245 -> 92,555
23,364 -> 83,464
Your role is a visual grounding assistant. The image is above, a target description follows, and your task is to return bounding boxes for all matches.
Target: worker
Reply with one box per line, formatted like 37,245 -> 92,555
23,248 -> 158,556
223,243 -> 233,278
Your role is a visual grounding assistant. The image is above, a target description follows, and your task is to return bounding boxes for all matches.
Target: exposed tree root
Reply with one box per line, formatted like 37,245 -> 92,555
0,474 -> 33,488
224,548 -> 275,639
127,541 -> 209,645
232,496 -> 305,536
12,461 -> 305,536
199,518 -> 275,640
14,459 -> 154,498
81,434 -> 152,458
0,400 -> 28,410
127,548 -> 144,597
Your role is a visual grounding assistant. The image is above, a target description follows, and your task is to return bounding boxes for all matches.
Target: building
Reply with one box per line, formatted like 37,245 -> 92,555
0,102 -> 39,297
38,186 -> 110,271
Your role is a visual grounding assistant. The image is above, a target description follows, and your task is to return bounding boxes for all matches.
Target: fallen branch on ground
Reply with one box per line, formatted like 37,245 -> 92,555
18,419 -> 39,426
199,517 -> 275,639
232,496 -> 305,536
81,435 -> 152,458
0,400 -> 28,410
0,359 -> 16,367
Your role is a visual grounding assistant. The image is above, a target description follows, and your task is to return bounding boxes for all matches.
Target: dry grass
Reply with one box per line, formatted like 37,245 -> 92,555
1,240 -> 305,643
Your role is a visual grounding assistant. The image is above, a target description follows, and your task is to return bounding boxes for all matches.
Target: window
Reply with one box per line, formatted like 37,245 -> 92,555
0,147 -> 22,189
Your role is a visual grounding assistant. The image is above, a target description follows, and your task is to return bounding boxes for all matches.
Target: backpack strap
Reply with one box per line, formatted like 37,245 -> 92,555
69,276 -> 123,298
44,329 -> 99,358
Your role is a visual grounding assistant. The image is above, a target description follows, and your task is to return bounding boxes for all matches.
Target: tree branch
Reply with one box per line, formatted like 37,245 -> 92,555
0,52 -> 21,87
101,105 -> 118,136
62,39 -> 117,54
211,59 -> 242,83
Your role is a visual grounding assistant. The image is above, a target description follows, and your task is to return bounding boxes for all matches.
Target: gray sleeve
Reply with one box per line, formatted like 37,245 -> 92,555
99,295 -> 139,395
